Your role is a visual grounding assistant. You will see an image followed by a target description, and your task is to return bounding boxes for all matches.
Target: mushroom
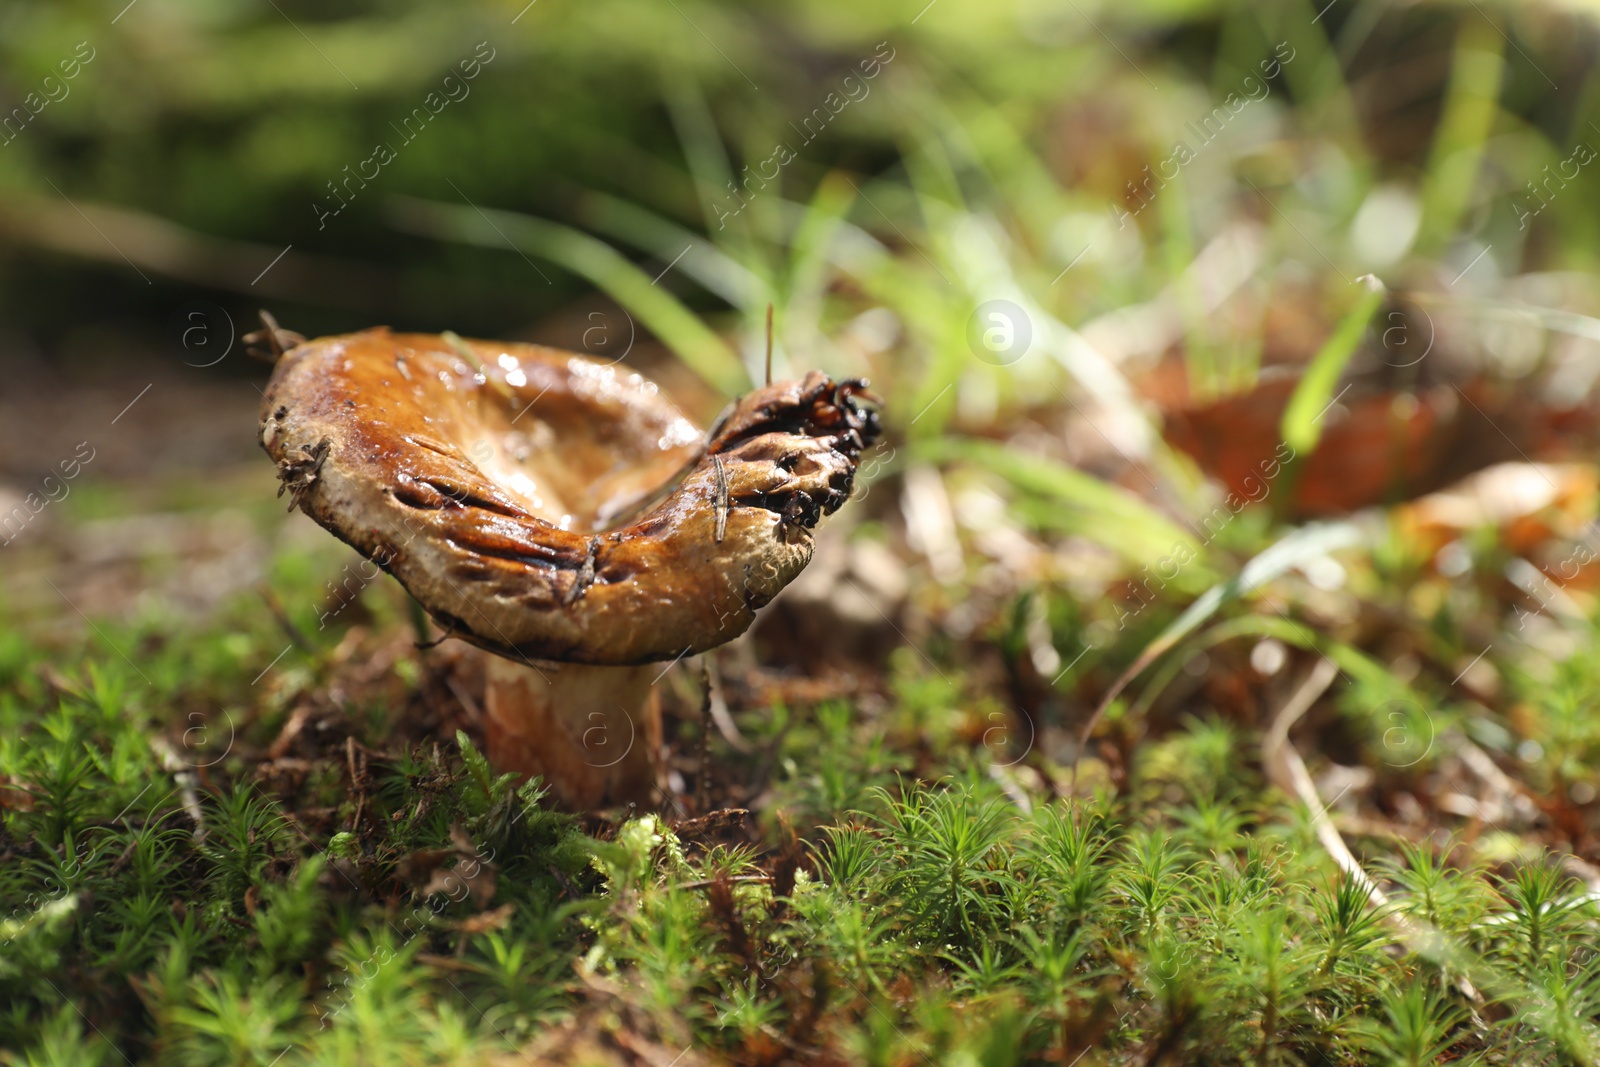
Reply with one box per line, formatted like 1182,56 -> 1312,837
257,326 -> 880,809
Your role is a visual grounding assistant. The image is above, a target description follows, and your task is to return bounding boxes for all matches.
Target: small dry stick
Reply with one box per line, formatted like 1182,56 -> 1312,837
677,874 -> 772,891
696,660 -> 713,815
445,675 -> 483,725
704,657 -> 753,753
1261,659 -> 1491,1004
243,309 -> 306,362
259,586 -> 311,651
347,736 -> 368,832
764,303 -> 774,386
1260,657 -> 1386,905
150,738 -> 206,844
712,454 -> 729,543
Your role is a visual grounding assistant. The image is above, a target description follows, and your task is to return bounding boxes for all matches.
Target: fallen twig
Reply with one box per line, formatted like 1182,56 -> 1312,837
1261,657 -> 1385,904
149,737 -> 206,844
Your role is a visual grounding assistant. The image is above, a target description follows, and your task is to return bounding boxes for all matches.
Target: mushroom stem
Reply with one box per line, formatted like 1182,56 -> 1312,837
482,657 -> 663,809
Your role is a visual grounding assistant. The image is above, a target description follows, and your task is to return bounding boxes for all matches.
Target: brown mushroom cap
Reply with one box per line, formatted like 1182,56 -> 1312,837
259,327 -> 879,665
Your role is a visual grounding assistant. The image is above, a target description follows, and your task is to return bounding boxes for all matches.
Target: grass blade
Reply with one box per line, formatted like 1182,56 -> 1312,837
1071,520 -> 1365,783
388,195 -> 749,396
579,191 -> 765,309
913,436 -> 1202,571
1279,274 -> 1385,458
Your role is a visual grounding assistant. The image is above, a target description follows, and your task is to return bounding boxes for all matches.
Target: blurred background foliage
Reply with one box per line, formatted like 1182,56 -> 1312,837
3,0 -> 1599,367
